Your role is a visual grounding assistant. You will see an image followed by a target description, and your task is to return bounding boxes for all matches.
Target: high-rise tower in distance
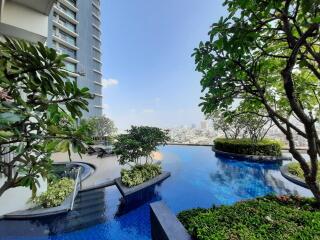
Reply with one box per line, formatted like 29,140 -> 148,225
47,0 -> 103,117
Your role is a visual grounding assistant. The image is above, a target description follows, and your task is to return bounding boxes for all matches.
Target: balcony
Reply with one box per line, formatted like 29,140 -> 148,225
54,5 -> 78,25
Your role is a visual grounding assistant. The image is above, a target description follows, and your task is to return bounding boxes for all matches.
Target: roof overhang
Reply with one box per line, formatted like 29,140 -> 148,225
11,0 -> 55,15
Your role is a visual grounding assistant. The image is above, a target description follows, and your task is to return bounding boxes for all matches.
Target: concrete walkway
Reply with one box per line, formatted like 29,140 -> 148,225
52,152 -> 123,190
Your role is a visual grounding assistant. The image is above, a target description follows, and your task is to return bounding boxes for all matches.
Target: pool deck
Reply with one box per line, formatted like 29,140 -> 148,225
52,152 -> 124,190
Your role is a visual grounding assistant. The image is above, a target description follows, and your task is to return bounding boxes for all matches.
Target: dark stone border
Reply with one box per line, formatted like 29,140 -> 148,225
150,201 -> 192,240
115,172 -> 170,198
213,147 -> 291,163
80,179 -> 115,192
280,164 -> 309,188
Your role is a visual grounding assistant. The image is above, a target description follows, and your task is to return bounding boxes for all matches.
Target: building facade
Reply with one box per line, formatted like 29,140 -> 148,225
47,0 -> 103,118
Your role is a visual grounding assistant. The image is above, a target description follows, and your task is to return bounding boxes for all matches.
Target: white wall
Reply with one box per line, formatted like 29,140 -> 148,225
0,1 -> 49,42
0,177 -> 47,216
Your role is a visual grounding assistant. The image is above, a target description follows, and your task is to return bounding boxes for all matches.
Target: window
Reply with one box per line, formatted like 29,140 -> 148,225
93,37 -> 101,48
65,61 -> 76,72
93,48 -> 101,60
59,30 -> 76,46
93,60 -> 101,71
92,26 -> 100,38
57,43 -> 76,58
58,3 -> 76,20
92,4 -> 100,16
55,14 -> 76,32
66,0 -> 76,7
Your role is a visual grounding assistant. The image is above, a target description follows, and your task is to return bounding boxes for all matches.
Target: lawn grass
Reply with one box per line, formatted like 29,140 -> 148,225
287,162 -> 320,183
178,196 -> 320,240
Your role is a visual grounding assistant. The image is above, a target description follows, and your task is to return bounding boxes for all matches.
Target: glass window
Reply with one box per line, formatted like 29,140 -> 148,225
59,30 -> 76,46
64,62 -> 76,72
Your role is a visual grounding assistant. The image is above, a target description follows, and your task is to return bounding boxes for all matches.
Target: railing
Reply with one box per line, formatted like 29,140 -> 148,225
70,167 -> 81,211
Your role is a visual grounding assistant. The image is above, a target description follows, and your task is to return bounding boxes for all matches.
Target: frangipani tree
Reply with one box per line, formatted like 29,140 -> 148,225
194,0 -> 320,202
0,38 -> 92,196
114,126 -> 169,166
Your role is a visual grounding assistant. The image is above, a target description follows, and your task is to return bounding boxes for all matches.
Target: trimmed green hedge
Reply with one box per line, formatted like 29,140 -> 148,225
214,138 -> 282,156
121,163 -> 162,187
33,178 -> 74,208
178,196 -> 320,240
287,162 -> 320,183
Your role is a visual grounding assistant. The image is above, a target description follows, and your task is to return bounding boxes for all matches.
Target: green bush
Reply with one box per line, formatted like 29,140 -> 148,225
288,162 -> 320,183
178,196 -> 320,240
214,138 -> 282,156
34,178 -> 74,208
121,164 -> 162,187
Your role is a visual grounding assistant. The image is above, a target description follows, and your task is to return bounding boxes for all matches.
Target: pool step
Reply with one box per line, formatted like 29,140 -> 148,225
62,189 -> 107,233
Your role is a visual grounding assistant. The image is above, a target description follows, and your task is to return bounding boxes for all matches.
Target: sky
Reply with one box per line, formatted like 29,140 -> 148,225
100,0 -> 226,131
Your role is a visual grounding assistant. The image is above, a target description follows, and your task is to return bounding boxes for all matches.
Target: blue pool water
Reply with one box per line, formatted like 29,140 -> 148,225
0,146 -> 312,240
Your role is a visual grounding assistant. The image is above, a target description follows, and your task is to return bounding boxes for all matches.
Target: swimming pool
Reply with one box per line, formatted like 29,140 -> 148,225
0,146 -> 312,240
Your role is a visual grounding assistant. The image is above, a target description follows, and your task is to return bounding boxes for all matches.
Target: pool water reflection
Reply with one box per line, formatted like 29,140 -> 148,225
0,146 -> 312,240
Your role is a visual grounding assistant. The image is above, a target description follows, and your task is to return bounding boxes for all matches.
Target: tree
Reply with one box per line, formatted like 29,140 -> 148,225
114,126 -> 170,166
211,110 -> 273,142
0,38 -> 92,197
194,0 -> 320,202
82,115 -> 117,140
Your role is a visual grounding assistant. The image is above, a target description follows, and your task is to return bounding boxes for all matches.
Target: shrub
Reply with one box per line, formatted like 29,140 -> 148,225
34,178 -> 74,208
288,162 -> 320,183
214,138 -> 282,156
178,196 -> 320,240
121,164 -> 162,187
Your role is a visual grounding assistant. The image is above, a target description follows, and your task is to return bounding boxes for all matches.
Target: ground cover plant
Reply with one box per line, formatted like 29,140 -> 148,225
288,162 -> 320,183
178,196 -> 320,240
120,164 -> 162,187
33,178 -> 74,208
114,126 -> 169,187
214,138 -> 282,156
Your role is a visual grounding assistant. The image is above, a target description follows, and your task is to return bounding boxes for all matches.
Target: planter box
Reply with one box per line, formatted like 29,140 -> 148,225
115,172 -> 170,204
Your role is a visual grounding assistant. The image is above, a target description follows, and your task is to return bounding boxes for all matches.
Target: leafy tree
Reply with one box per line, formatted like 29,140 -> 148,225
211,110 -> 273,142
82,115 -> 117,141
194,0 -> 320,202
0,38 -> 92,197
114,126 -> 169,166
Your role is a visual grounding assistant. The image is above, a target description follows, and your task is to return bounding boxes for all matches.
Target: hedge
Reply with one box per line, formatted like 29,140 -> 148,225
178,196 -> 320,240
214,138 -> 282,156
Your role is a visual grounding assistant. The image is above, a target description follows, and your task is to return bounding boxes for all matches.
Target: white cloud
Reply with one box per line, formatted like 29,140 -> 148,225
143,108 -> 155,113
102,78 -> 119,88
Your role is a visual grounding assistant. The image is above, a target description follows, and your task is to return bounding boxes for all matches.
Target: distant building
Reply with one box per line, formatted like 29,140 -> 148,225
200,121 -> 208,130
47,0 -> 103,117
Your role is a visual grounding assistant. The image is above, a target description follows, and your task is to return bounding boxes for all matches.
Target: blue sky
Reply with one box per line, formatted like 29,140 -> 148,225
100,0 -> 226,131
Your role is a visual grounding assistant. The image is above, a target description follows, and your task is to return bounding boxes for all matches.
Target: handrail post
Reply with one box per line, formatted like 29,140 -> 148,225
70,167 -> 81,211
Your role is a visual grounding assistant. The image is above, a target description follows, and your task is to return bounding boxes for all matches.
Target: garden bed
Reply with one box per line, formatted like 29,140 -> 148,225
178,196 -> 320,240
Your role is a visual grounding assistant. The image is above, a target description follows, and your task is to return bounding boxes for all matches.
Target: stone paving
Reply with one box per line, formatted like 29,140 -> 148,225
52,152 -> 125,189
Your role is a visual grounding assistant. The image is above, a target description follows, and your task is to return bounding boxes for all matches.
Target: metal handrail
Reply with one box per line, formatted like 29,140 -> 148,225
70,167 -> 81,211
